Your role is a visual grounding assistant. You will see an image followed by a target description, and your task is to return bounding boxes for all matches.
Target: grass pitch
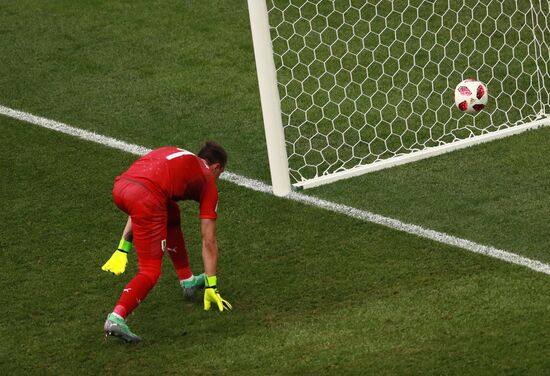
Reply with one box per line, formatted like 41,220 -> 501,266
1,1 -> 549,375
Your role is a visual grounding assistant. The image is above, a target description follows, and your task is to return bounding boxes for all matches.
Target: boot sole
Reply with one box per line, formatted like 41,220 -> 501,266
104,322 -> 141,343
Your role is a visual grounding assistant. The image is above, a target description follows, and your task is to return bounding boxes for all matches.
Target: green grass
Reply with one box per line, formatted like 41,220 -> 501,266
1,1 -> 550,375
0,0 -> 272,182
310,126 -> 550,264
2,118 -> 550,375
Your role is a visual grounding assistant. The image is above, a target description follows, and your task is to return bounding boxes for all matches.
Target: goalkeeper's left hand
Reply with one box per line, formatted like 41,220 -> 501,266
204,275 -> 232,312
101,238 -> 131,276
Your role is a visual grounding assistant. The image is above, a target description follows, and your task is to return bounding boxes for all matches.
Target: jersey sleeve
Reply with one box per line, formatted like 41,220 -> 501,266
199,177 -> 218,219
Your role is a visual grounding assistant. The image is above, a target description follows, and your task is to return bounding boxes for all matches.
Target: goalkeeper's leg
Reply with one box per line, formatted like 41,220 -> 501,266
104,195 -> 166,343
104,257 -> 162,342
166,201 -> 204,300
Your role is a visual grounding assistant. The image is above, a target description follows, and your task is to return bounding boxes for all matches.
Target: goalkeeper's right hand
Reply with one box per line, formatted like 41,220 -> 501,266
101,238 -> 131,276
204,275 -> 232,312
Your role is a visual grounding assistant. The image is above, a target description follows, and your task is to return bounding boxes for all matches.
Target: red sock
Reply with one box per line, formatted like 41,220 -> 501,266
167,222 -> 192,280
113,258 -> 161,317
113,305 -> 128,319
168,249 -> 192,280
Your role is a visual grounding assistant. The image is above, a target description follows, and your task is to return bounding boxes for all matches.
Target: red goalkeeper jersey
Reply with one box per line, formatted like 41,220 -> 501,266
119,147 -> 218,219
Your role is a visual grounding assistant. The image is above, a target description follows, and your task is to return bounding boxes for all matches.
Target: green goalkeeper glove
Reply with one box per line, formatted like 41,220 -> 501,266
204,275 -> 232,312
101,238 -> 131,276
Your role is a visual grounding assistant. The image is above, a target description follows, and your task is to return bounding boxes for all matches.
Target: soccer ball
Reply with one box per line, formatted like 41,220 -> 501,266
454,79 -> 488,114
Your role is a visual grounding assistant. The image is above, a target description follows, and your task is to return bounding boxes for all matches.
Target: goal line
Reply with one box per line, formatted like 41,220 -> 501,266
1,104 -> 549,276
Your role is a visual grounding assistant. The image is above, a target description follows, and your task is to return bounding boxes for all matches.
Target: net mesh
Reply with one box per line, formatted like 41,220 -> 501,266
267,0 -> 550,184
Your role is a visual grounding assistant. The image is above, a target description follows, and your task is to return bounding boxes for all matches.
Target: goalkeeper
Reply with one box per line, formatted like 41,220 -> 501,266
102,141 -> 232,344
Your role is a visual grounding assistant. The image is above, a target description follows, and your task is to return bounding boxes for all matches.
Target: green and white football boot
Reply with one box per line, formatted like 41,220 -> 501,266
104,313 -> 141,343
181,273 -> 205,300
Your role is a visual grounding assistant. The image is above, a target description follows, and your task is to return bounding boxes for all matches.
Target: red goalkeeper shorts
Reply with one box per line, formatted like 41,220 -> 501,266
112,177 -> 191,278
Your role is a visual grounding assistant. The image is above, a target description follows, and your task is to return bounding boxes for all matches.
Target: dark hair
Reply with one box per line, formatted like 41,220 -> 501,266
198,141 -> 228,168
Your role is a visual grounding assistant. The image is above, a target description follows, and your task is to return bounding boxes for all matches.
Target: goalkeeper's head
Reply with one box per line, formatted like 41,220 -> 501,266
198,141 -> 227,178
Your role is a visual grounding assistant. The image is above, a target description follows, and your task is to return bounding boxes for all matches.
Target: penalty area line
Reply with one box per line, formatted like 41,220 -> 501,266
2,104 -> 549,276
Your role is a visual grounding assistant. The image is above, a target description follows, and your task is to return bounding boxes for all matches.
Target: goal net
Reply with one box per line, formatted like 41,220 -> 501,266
248,0 -> 550,195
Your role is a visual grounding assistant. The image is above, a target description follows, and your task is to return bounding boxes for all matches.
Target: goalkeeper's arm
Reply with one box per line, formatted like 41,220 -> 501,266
121,216 -> 133,242
101,217 -> 133,275
200,218 -> 218,277
201,218 -> 232,311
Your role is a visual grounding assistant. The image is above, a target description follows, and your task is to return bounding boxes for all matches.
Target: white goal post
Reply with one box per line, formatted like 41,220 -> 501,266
248,0 -> 550,196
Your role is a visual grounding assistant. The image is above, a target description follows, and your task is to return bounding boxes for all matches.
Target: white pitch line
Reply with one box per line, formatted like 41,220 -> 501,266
2,104 -> 549,276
